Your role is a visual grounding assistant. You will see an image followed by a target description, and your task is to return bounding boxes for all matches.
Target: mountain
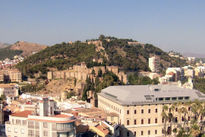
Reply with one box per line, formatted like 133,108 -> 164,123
10,41 -> 47,57
16,36 -> 187,78
0,41 -> 47,60
0,46 -> 22,60
0,42 -> 10,49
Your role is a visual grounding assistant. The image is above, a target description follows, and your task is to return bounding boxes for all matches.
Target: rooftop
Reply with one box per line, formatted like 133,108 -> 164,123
0,83 -> 18,88
99,85 -> 205,105
11,110 -> 33,118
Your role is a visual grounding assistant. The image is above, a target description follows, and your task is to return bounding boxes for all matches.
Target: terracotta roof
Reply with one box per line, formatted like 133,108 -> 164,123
0,83 -> 17,88
11,110 -> 33,118
28,118 -> 75,123
76,125 -> 89,133
95,124 -> 109,135
51,114 -> 72,118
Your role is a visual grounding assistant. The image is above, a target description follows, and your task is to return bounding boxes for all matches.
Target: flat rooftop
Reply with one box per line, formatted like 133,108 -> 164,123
99,85 -> 205,105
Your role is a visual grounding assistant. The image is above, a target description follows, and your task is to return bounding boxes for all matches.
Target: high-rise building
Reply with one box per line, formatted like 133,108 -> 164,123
149,56 -> 160,73
98,85 -> 205,137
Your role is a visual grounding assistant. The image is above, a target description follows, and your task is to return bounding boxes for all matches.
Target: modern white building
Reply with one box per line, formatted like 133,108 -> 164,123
5,98 -> 76,137
149,56 -> 160,73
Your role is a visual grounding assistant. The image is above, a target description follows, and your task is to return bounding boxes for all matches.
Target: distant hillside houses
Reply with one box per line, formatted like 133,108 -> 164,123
159,65 -> 205,85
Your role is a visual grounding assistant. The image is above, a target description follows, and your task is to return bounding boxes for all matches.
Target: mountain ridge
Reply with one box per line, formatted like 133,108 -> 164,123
16,36 -> 187,78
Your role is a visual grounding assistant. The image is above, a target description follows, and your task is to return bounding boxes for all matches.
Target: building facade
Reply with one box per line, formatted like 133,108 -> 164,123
0,84 -> 19,98
0,69 -> 22,83
149,56 -> 160,73
5,98 -> 76,137
98,85 -> 205,137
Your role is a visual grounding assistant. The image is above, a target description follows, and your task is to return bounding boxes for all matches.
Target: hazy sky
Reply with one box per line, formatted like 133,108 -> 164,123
0,0 -> 205,54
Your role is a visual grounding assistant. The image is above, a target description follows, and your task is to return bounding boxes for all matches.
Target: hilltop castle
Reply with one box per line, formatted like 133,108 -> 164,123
47,62 -> 127,84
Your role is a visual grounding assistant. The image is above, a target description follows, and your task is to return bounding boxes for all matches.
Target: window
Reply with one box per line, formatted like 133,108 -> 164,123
188,116 -> 190,121
28,130 -> 34,136
141,131 -> 143,135
16,119 -> 21,125
148,130 -> 151,135
165,97 -> 170,101
185,96 -> 190,100
127,132 -> 129,137
159,98 -> 164,101
7,127 -> 11,132
21,129 -> 24,134
43,122 -> 48,128
155,108 -> 158,113
22,120 -> 27,125
35,122 -> 39,129
36,131 -> 40,137
127,110 -> 129,114
155,130 -> 157,134
141,119 -> 144,124
127,120 -> 130,125
134,110 -> 137,114
43,131 -> 48,136
28,121 -> 34,128
175,117 -> 178,123
134,119 -> 137,125
175,108 -> 178,112
182,117 -> 184,121
172,97 -> 177,100
162,118 -> 164,123
134,131 -> 136,136
141,109 -> 144,114
148,118 -> 151,124
148,109 -> 151,113
188,107 -> 191,111
155,118 -> 158,123
178,97 -> 183,100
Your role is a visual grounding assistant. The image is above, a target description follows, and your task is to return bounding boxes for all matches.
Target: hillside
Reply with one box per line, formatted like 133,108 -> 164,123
16,36 -> 187,78
0,46 -> 22,60
10,41 -> 47,57
0,41 -> 47,60
0,42 -> 10,49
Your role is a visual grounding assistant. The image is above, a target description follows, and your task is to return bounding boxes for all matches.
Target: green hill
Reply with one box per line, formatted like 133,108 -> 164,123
16,36 -> 187,78
0,46 -> 22,60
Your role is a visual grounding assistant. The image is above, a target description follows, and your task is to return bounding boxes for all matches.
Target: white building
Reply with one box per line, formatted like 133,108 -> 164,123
5,98 -> 76,137
149,56 -> 160,73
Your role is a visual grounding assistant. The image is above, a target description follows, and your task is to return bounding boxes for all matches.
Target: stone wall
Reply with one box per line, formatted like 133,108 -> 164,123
0,69 -> 22,83
47,63 -> 128,84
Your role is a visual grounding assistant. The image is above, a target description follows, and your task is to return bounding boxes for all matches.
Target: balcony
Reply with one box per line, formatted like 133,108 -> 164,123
56,127 -> 74,132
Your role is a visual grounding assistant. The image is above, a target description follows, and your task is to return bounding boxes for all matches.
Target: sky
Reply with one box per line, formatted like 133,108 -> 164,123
0,0 -> 205,55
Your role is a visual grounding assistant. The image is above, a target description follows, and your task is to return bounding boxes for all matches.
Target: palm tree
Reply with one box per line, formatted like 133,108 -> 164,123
169,103 -> 177,135
161,105 -> 169,137
190,100 -> 203,136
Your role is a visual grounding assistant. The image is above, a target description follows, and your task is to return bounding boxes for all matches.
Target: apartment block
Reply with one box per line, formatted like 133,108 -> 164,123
0,69 -> 22,83
5,98 -> 76,137
0,84 -> 19,97
149,56 -> 160,73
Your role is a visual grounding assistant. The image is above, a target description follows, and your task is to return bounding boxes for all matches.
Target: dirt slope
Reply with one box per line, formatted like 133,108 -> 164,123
10,41 -> 47,57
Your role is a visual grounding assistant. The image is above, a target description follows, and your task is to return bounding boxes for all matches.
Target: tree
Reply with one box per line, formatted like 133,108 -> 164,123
162,105 -> 169,137
99,35 -> 105,41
